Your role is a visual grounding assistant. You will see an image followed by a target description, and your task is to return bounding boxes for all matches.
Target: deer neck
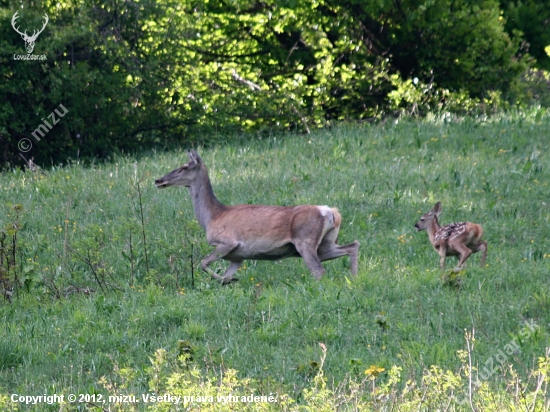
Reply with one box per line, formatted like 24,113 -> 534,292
426,216 -> 442,246
188,167 -> 225,230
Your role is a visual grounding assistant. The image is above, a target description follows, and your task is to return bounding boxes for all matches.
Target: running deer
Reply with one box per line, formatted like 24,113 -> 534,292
155,150 -> 359,284
414,202 -> 487,271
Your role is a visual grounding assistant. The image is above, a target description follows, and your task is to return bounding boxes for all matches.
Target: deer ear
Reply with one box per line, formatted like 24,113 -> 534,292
187,150 -> 202,165
432,202 -> 442,216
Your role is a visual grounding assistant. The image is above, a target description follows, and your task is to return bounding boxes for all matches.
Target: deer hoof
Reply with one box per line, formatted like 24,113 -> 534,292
220,277 -> 239,285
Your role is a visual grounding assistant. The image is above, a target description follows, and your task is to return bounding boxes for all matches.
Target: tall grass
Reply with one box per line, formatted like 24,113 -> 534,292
0,110 -> 549,409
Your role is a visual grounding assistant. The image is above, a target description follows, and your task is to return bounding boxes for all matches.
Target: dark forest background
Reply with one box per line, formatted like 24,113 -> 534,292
1,0 -> 549,167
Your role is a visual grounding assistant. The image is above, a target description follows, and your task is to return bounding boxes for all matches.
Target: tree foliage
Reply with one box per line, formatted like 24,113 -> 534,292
0,0 -> 543,167
500,0 -> 550,71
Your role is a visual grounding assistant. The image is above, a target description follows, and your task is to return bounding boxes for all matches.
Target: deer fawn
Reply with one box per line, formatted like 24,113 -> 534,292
155,150 -> 359,284
414,202 -> 487,271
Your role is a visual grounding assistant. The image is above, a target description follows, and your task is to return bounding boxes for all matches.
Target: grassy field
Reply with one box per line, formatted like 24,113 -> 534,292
0,110 -> 549,410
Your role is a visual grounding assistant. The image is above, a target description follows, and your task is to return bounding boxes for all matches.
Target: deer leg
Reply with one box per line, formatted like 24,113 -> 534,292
437,245 -> 447,271
200,243 -> 238,282
475,241 -> 488,267
450,242 -> 472,271
317,241 -> 360,276
294,241 -> 325,280
219,260 -> 242,285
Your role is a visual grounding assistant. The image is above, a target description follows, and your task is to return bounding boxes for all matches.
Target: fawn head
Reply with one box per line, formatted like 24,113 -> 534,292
414,202 -> 442,231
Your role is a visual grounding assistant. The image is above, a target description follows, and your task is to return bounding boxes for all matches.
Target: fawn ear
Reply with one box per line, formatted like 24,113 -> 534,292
432,202 -> 442,216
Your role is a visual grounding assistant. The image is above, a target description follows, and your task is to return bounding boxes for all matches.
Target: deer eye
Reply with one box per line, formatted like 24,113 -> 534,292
420,217 -> 425,221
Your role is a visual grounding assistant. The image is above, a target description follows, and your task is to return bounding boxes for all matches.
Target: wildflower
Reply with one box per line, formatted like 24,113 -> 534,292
364,365 -> 385,377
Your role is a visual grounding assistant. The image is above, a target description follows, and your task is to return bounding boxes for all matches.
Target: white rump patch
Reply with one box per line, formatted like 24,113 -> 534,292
318,205 -> 334,227
318,205 -> 332,217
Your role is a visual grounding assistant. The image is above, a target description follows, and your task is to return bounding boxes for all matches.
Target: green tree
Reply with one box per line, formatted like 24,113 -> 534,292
325,0 -> 529,95
0,0 -> 536,168
500,0 -> 550,71
0,0 -> 190,167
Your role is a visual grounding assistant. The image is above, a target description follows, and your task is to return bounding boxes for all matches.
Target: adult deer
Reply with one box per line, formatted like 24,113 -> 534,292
11,11 -> 49,54
414,202 -> 487,271
155,150 -> 359,284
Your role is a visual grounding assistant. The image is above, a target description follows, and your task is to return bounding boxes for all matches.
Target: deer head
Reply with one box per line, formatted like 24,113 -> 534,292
414,202 -> 442,231
12,11 -> 49,54
154,150 -> 203,188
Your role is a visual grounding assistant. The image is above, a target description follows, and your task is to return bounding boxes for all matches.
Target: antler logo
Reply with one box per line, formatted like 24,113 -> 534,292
11,11 -> 49,54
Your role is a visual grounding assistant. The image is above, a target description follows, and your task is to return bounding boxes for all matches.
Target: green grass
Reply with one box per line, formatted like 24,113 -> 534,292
1,110 -> 549,408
